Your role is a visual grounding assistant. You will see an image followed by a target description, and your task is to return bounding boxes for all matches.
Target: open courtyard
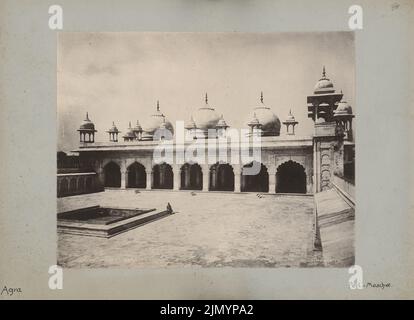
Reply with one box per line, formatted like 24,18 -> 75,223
58,190 -> 321,268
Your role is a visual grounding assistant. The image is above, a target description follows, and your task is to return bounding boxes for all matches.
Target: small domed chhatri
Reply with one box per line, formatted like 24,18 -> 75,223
335,93 -> 353,115
78,112 -> 97,143
216,114 -> 229,129
142,101 -> 174,140
283,110 -> 299,135
334,93 -> 354,141
192,93 -> 221,135
132,120 -> 143,140
314,66 -> 335,94
107,121 -> 120,142
246,92 -> 280,136
79,112 -> 96,130
107,121 -> 119,133
123,122 -> 136,142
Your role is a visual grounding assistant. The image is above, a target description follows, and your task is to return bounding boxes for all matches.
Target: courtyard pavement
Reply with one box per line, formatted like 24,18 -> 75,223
57,190 -> 319,268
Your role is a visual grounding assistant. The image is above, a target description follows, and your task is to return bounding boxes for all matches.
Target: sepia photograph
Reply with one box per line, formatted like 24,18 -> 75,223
1,0 -> 413,305
56,32 -> 355,269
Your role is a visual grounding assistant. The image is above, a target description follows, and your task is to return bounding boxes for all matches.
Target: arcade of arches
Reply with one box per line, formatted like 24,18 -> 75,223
101,160 -> 308,194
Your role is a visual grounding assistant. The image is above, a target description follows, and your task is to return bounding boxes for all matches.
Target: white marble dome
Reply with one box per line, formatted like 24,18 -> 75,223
142,102 -> 174,135
192,94 -> 220,131
246,94 -> 281,136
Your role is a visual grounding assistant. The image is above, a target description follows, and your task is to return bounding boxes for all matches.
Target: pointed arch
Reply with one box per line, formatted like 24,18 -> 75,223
276,160 -> 306,193
241,161 -> 269,192
209,162 -> 234,191
104,161 -> 121,188
127,162 -> 146,188
152,162 -> 173,189
180,163 -> 203,190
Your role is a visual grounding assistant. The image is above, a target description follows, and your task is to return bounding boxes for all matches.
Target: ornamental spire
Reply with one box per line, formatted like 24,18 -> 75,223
85,112 -> 90,121
260,91 -> 263,104
156,100 -> 160,111
322,66 -> 326,78
205,92 -> 208,104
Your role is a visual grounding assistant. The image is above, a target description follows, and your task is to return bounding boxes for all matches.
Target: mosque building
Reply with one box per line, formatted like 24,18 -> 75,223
57,68 -> 355,198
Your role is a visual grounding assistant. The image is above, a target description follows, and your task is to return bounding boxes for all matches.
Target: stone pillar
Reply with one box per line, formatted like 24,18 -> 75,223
185,166 -> 190,188
97,167 -> 104,186
234,166 -> 241,192
202,165 -> 209,191
146,171 -> 152,190
121,170 -> 126,189
268,169 -> 276,194
173,166 -> 180,191
210,167 -> 216,189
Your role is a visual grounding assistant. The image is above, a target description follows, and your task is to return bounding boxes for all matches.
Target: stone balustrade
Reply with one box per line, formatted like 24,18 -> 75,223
57,172 -> 104,198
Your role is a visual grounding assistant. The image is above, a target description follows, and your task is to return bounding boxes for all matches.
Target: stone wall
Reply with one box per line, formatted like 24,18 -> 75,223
57,172 -> 104,198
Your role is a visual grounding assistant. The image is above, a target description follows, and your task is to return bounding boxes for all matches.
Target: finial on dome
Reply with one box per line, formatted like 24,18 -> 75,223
322,66 -> 326,78
205,92 -> 208,104
85,112 -> 90,121
112,121 -> 115,126
260,91 -> 264,103
129,121 -> 131,128
156,100 -> 160,111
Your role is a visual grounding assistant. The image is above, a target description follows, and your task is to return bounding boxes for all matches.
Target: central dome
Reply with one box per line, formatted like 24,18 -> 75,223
192,93 -> 220,131
142,101 -> 174,135
246,93 -> 281,136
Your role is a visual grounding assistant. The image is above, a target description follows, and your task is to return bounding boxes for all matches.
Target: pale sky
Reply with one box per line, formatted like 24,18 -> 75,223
57,32 -> 355,152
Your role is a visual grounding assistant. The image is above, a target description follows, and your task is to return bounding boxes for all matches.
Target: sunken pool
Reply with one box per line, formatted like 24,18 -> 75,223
57,205 -> 172,238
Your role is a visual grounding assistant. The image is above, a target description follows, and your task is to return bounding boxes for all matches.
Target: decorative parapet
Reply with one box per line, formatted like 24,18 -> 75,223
57,172 -> 104,198
332,174 -> 355,208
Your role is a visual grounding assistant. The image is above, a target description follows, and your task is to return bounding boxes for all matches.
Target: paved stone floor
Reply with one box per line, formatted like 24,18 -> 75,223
57,190 -> 318,268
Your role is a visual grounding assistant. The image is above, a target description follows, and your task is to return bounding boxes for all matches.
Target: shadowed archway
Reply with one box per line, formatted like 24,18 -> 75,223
241,161 -> 269,192
276,161 -> 306,194
104,162 -> 121,188
127,162 -> 146,188
152,162 -> 173,189
180,163 -> 202,190
209,163 -> 234,191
